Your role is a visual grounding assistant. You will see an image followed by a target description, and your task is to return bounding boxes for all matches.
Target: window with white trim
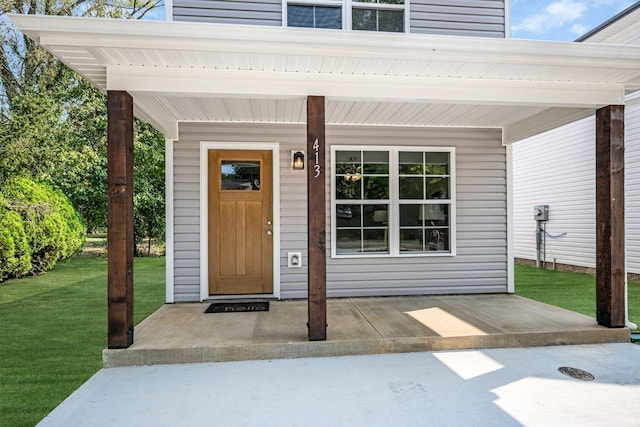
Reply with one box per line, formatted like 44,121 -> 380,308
332,146 -> 455,257
287,2 -> 342,29
285,0 -> 406,32
352,0 -> 404,32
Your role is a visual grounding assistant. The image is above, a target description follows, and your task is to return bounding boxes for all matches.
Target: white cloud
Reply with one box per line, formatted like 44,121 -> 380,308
513,1 -> 588,35
571,23 -> 588,35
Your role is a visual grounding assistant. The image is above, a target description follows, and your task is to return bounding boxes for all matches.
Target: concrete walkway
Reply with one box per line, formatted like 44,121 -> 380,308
104,295 -> 629,367
39,343 -> 640,426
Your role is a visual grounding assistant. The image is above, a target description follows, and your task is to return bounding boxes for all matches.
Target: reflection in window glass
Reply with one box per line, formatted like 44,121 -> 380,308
288,5 -> 342,29
353,8 -> 403,32
333,148 -> 453,257
221,161 -> 261,190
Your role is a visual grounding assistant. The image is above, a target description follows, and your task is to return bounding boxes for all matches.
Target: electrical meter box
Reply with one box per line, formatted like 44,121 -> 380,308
534,205 -> 549,221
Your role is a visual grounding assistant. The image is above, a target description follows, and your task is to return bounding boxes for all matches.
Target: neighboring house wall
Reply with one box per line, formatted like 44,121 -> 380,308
626,101 -> 640,273
172,0 -> 506,38
513,101 -> 640,273
512,116 -> 596,269
172,122 -> 507,301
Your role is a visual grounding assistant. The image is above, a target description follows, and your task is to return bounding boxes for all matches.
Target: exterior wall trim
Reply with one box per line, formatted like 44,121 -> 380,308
165,138 -> 175,303
198,141 -> 281,301
506,142 -> 514,293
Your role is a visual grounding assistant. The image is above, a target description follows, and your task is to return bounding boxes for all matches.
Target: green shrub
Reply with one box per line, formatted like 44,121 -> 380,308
0,178 -> 86,280
0,193 -> 31,280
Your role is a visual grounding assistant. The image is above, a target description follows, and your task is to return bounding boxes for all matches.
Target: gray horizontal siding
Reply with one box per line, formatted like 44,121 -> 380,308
172,122 -> 506,301
172,0 -> 505,38
173,0 -> 282,26
410,0 -> 505,38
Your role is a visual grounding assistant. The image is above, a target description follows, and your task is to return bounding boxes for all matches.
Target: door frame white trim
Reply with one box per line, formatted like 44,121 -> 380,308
199,142 -> 281,301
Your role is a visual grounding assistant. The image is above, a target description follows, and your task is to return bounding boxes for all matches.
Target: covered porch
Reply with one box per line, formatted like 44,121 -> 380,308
10,14 -> 640,352
103,294 -> 629,367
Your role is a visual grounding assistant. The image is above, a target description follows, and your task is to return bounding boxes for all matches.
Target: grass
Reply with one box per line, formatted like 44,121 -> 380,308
515,263 -> 640,330
0,256 -> 165,427
1,259 -> 637,426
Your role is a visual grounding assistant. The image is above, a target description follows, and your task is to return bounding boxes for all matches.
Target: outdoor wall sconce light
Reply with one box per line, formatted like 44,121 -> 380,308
292,150 -> 305,170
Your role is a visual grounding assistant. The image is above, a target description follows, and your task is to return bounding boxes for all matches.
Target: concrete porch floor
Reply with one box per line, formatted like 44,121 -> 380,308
103,295 -> 630,367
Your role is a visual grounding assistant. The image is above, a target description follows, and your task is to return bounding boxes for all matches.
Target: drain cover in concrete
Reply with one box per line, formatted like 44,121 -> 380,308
558,366 -> 595,381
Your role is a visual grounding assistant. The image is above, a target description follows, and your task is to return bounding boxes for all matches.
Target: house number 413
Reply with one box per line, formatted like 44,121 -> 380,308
313,138 -> 321,178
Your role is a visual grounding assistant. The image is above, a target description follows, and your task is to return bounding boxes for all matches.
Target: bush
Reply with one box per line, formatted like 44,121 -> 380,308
0,193 -> 31,280
0,178 -> 86,280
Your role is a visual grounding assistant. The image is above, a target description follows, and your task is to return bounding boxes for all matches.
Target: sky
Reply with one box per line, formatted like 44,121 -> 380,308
510,0 -> 637,41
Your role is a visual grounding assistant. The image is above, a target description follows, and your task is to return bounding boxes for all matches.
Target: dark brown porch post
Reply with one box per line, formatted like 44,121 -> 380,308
107,91 -> 135,348
307,95 -> 327,341
595,105 -> 625,328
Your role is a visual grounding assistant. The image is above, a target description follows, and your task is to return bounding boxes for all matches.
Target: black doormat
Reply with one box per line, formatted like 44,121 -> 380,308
205,301 -> 269,313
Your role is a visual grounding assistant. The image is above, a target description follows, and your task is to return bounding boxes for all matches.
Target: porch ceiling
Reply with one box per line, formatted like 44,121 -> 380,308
10,14 -> 640,142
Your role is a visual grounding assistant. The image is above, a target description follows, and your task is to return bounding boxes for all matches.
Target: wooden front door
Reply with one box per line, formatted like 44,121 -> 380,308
208,150 -> 273,295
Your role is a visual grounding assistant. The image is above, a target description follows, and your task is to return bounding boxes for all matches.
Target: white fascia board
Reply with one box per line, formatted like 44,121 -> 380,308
11,14 -> 640,70
108,66 -> 626,108
502,107 -> 594,145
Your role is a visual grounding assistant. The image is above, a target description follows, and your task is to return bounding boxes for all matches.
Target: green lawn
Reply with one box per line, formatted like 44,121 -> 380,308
515,263 -> 640,329
0,256 -> 165,427
2,259 -> 637,426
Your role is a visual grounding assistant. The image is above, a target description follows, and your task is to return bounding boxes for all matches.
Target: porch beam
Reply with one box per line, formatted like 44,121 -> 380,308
595,104 -> 625,328
107,66 -> 626,109
307,95 -> 327,341
107,90 -> 135,348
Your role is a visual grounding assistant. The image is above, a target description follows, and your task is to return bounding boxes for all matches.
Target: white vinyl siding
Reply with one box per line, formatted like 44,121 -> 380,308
512,117 -> 595,269
626,102 -> 640,273
173,0 -> 282,25
172,123 -> 506,301
409,0 -> 505,38
512,102 -> 640,274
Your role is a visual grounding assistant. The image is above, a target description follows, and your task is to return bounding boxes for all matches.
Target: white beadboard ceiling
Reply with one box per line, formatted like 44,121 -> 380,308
10,14 -> 640,143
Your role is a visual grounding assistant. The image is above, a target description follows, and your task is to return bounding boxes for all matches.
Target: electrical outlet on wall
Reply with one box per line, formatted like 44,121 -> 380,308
288,252 -> 302,268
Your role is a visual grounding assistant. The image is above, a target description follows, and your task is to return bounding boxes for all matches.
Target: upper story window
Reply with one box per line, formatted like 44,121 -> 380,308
352,0 -> 404,32
286,0 -> 405,32
331,146 -> 456,258
287,3 -> 342,29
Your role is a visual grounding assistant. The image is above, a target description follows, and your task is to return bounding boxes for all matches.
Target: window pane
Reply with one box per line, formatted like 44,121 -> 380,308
363,229 -> 388,252
336,229 -> 362,254
354,0 -> 404,4
399,176 -> 423,199
352,8 -> 377,30
399,204 -> 420,227
364,176 -> 389,199
400,228 -> 423,252
315,6 -> 342,29
336,204 -> 361,227
221,161 -> 260,190
288,5 -> 341,29
425,152 -> 449,175
288,5 -> 314,28
363,151 -> 389,174
427,177 -> 449,199
421,204 -> 448,225
399,152 -> 422,175
427,228 -> 448,251
378,9 -> 403,32
364,205 -> 388,227
336,150 -> 361,163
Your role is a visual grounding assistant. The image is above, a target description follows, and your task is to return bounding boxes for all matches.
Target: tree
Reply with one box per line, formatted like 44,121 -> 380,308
133,121 -> 165,255
0,0 -> 166,247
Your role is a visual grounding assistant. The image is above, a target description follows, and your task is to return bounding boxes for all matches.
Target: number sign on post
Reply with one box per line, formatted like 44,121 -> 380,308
307,96 -> 327,341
